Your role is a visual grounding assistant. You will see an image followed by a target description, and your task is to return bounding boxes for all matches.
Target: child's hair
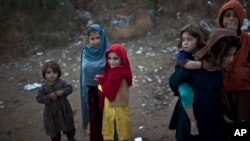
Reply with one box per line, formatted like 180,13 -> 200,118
86,26 -> 99,36
178,24 -> 209,49
206,36 -> 241,67
42,61 -> 62,79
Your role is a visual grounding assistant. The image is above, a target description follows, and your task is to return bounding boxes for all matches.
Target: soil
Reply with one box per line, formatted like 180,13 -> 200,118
0,31 -> 178,141
0,1 -> 220,141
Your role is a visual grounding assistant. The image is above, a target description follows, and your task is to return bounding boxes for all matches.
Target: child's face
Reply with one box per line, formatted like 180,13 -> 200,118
45,68 -> 59,83
108,52 -> 122,68
88,31 -> 101,47
221,47 -> 237,69
222,9 -> 239,32
181,32 -> 198,53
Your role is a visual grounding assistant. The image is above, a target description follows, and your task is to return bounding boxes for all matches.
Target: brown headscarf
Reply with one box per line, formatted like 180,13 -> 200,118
195,28 -> 238,60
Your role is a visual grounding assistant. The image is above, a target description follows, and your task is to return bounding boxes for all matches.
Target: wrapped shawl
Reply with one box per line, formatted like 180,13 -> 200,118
80,24 -> 109,129
98,44 -> 133,102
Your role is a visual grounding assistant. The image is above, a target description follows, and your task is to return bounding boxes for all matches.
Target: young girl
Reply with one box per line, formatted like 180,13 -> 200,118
36,61 -> 76,141
80,24 -> 109,141
96,44 -> 133,141
218,0 -> 250,134
175,24 -> 208,135
169,28 -> 241,141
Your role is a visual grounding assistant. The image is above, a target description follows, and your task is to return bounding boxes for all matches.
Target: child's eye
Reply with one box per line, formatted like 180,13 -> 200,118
46,71 -> 52,74
224,13 -> 230,17
90,37 -> 100,40
187,38 -> 193,41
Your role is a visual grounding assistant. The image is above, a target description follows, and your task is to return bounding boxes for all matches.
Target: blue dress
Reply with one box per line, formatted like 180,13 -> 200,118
169,68 -> 225,141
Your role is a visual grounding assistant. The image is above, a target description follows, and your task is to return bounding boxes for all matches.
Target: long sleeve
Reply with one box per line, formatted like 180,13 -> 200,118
36,87 -> 50,104
60,80 -> 73,97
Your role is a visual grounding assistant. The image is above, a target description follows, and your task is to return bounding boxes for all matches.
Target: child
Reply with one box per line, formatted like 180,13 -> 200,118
175,24 -> 208,135
36,61 -> 76,141
218,1 -> 250,139
80,23 -> 109,141
169,28 -> 241,141
96,44 -> 133,141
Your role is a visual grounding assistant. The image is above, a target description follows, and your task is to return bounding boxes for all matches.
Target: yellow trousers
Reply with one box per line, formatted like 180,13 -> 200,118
102,98 -> 131,141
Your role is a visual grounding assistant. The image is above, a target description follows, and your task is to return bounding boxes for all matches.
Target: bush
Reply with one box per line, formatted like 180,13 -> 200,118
0,0 -> 74,62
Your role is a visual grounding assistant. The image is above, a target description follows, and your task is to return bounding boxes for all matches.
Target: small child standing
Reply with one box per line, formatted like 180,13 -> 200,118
80,24 -> 109,141
174,24 -> 208,135
96,44 -> 133,141
36,61 -> 76,141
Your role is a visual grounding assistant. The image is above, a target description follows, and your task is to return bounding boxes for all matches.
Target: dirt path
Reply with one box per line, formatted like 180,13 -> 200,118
0,31 -> 180,141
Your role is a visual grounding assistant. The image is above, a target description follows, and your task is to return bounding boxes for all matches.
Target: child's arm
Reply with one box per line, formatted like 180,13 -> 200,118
183,60 -> 202,69
55,80 -> 73,97
36,87 -> 54,104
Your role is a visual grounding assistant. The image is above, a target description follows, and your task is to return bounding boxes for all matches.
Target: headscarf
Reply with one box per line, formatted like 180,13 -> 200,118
195,28 -> 238,60
80,24 -> 109,129
218,0 -> 250,92
81,24 -> 109,86
98,44 -> 133,102
218,0 -> 244,28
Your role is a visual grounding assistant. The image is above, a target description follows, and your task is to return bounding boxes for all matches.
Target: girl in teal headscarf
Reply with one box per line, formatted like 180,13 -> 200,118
80,24 -> 109,141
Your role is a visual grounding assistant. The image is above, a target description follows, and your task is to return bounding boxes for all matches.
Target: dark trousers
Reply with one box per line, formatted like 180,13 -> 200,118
88,86 -> 103,141
51,128 -> 76,141
224,91 -> 250,141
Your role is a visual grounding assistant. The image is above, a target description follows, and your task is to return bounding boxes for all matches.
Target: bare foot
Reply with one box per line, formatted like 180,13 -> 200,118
190,120 -> 199,135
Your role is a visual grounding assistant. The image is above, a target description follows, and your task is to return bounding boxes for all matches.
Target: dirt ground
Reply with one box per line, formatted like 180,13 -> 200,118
0,1 -> 221,141
0,31 -> 178,141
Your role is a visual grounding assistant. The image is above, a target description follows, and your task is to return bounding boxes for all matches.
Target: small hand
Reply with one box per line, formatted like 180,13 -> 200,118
49,92 -> 57,100
55,90 -> 64,96
94,75 -> 100,81
227,22 -> 238,31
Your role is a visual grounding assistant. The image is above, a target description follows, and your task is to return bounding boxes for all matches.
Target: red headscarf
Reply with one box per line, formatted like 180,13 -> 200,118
98,44 -> 133,102
218,0 -> 250,92
218,0 -> 244,28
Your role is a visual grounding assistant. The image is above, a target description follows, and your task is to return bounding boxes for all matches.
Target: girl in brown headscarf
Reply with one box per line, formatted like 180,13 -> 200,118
169,28 -> 241,141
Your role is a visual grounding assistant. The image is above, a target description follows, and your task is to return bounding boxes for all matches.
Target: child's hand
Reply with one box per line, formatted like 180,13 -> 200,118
94,75 -> 100,81
95,74 -> 105,81
49,92 -> 57,100
55,90 -> 64,97
227,22 -> 238,32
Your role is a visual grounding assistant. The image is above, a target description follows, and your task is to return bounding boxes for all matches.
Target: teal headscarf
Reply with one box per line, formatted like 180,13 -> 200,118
80,24 -> 109,129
